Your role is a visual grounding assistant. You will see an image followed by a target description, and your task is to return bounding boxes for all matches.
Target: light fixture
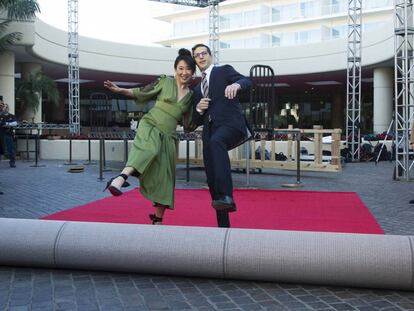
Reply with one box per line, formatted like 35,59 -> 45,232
305,81 -> 342,86
54,78 -> 95,84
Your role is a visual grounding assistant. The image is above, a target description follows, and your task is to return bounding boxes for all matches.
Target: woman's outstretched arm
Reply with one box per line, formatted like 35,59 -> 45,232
104,80 -> 134,98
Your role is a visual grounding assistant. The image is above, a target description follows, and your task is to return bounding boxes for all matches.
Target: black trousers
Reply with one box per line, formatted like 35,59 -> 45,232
202,122 -> 244,227
0,133 -> 15,165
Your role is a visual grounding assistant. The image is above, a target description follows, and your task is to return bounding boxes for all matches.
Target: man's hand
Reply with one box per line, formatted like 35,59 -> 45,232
196,98 -> 210,114
104,80 -> 121,93
224,83 -> 241,99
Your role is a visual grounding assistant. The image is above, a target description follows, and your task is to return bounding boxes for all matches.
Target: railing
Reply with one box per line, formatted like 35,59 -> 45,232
15,122 -> 70,130
177,126 -> 342,173
13,125 -> 342,178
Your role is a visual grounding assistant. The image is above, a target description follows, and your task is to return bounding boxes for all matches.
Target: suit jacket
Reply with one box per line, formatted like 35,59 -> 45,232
192,65 -> 252,140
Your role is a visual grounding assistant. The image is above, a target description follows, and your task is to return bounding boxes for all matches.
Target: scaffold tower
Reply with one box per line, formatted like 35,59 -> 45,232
148,0 -> 209,7
346,0 -> 362,161
208,0 -> 220,64
68,0 -> 80,135
394,0 -> 414,181
149,0 -> 224,63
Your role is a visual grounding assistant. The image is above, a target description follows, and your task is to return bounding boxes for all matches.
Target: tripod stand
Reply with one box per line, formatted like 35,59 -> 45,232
375,117 -> 394,165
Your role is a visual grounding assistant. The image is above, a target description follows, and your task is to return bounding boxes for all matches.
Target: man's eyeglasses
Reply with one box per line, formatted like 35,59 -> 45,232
193,51 -> 209,59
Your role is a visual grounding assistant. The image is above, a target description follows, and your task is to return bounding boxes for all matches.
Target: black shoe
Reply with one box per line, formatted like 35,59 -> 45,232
212,195 -> 237,212
149,214 -> 163,225
103,173 -> 130,196
409,200 -> 414,204
10,161 -> 15,168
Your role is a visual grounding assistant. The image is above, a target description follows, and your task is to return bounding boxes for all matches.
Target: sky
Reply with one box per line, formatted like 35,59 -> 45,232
36,0 -> 174,46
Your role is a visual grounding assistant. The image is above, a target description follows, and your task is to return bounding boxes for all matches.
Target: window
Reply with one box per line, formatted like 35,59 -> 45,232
220,41 -> 230,49
272,7 -> 281,22
300,1 -> 315,18
226,39 -> 243,49
244,10 -> 259,26
280,3 -> 299,21
323,0 -> 347,15
272,35 -> 281,47
244,37 -> 260,48
229,12 -> 244,29
220,16 -> 230,30
364,0 -> 393,9
331,27 -> 341,39
173,18 -> 207,36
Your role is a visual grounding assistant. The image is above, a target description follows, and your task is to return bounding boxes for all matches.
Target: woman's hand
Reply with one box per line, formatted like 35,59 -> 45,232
104,80 -> 121,93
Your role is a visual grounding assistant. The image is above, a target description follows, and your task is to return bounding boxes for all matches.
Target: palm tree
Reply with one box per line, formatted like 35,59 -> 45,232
16,70 -> 59,117
0,0 -> 40,53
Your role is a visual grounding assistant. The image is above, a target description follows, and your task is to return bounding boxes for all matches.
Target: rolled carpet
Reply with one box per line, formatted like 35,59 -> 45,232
0,218 -> 412,290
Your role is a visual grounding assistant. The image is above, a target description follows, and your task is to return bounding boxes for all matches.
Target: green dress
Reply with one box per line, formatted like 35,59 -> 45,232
127,75 -> 193,209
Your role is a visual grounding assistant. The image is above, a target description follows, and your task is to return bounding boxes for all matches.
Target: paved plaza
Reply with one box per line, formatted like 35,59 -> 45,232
0,158 -> 413,311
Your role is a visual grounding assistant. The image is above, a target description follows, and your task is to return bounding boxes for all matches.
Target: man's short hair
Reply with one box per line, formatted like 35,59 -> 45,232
191,44 -> 211,56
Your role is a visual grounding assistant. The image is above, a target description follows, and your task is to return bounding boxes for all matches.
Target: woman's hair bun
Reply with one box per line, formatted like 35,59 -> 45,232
178,48 -> 191,57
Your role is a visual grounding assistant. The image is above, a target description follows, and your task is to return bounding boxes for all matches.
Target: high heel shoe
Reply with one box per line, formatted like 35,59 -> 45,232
103,173 -> 130,197
149,214 -> 163,225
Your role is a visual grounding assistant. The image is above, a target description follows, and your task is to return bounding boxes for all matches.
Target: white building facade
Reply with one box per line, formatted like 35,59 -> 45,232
0,0 -> 395,133
156,0 -> 394,133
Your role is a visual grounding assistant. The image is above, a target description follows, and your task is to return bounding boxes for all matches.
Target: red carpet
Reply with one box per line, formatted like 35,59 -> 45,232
42,189 -> 383,234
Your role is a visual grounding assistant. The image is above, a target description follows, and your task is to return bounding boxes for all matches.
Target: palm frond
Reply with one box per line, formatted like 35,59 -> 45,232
0,20 -> 11,33
0,31 -> 22,52
1,0 -> 40,21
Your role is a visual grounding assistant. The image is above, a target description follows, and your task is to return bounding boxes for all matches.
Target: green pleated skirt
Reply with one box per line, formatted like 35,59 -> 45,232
126,118 -> 176,209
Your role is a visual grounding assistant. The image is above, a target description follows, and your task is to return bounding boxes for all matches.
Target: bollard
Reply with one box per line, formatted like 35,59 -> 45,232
245,141 -> 251,187
64,135 -> 78,165
282,130 -> 303,188
103,138 -> 106,169
100,138 -> 111,172
25,134 -> 30,161
83,137 -> 96,165
186,137 -> 190,182
124,132 -> 128,166
30,129 -> 45,167
69,137 -> 72,163
85,138 -> 92,164
295,132 -> 301,185
98,138 -> 104,181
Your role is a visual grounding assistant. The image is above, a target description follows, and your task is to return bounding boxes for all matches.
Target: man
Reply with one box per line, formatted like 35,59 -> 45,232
0,100 -> 17,168
191,43 -> 252,228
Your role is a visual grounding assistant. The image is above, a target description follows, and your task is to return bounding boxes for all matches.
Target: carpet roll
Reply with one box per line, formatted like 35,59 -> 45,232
0,218 -> 412,290
225,229 -> 413,289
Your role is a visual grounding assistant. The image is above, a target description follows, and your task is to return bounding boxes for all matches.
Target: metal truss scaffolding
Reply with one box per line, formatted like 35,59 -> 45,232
149,0 -> 224,63
394,0 -> 414,181
148,0 -> 209,7
208,0 -> 220,64
68,0 -> 80,135
346,0 -> 362,161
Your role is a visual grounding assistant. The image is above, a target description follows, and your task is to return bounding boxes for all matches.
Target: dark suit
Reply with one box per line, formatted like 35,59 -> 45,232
192,65 -> 251,227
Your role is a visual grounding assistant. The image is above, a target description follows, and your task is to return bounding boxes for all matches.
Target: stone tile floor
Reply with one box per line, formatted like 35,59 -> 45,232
0,159 -> 412,311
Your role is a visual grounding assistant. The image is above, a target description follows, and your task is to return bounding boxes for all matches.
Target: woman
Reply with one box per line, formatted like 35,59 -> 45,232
103,48 -> 196,224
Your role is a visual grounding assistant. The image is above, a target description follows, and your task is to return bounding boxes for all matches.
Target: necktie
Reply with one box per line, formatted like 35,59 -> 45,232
201,72 -> 209,98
